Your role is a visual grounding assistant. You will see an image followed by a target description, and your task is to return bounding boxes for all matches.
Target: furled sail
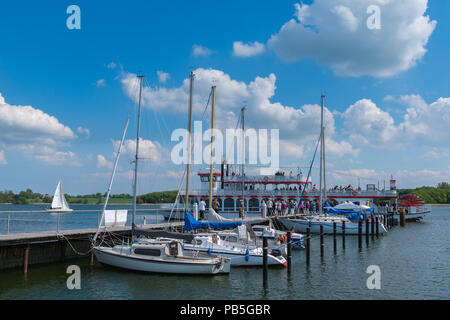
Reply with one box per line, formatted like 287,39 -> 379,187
207,208 -> 235,222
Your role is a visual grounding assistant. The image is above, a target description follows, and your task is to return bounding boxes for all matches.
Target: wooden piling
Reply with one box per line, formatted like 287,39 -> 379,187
306,227 -> 310,266
376,217 -> 379,237
286,231 -> 292,273
371,216 -> 375,239
23,246 -> 30,274
320,225 -> 324,259
263,237 -> 268,286
333,222 -> 337,253
90,250 -> 94,266
400,208 -> 406,227
365,220 -> 370,245
342,221 -> 346,249
358,221 -> 362,249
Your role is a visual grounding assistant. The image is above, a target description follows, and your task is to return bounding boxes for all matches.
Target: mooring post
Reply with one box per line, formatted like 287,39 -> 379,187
371,216 -> 375,239
333,222 -> 337,253
376,217 -> 379,237
400,208 -> 406,227
143,216 -> 147,225
358,221 -> 362,249
23,246 -> 30,275
97,211 -> 100,227
90,250 -> 94,266
263,237 -> 268,286
286,231 -> 292,274
306,227 -> 310,266
342,221 -> 346,249
7,213 -> 10,234
57,214 -> 60,233
365,219 -> 370,246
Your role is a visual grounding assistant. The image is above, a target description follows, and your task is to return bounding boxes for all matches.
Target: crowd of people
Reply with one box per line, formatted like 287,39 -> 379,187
261,198 -> 323,216
328,185 -> 361,192
196,197 -> 324,220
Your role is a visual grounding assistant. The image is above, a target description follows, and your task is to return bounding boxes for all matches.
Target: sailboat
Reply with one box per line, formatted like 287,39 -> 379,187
92,74 -> 231,275
46,180 -> 73,213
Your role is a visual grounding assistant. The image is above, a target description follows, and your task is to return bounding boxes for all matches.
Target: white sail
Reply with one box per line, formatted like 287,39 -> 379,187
51,181 -> 63,209
49,180 -> 71,212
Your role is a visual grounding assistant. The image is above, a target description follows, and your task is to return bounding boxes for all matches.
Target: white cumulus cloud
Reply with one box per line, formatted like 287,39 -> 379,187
233,41 -> 265,57
156,71 -> 170,83
120,68 -> 359,163
113,138 -> 165,164
267,0 -> 436,77
192,45 -> 212,57
96,154 -> 113,169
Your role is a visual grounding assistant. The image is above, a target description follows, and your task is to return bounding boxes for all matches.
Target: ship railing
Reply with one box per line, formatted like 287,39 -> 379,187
223,175 -> 304,183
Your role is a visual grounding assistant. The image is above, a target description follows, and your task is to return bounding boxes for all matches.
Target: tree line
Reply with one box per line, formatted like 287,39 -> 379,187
398,182 -> 450,204
0,189 -> 178,205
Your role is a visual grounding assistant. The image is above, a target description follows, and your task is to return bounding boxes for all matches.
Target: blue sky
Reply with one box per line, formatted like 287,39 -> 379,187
0,0 -> 449,195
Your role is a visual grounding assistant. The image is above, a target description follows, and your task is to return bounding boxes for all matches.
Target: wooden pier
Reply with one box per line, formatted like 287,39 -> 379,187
0,222 -> 184,272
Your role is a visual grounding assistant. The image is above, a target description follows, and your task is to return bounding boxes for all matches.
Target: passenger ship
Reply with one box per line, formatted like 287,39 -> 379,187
172,164 -> 398,216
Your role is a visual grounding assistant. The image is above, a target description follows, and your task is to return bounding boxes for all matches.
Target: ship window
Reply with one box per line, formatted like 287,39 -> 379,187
228,236 -> 238,242
134,248 -> 161,256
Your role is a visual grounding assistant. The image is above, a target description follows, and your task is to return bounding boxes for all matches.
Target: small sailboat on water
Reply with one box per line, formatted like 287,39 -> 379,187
46,180 -> 73,213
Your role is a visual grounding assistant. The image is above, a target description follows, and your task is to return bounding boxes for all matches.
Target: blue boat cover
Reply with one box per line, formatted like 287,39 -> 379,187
184,211 -> 242,231
324,202 -> 374,222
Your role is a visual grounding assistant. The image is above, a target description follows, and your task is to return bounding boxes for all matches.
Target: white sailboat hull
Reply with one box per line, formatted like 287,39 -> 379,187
182,245 -> 287,267
280,218 -> 387,235
93,246 -> 230,274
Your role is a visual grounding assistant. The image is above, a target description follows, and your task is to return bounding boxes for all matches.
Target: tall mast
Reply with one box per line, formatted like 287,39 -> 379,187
93,118 -> 129,243
132,74 -> 144,239
319,94 -> 325,214
241,106 -> 245,212
185,71 -> 194,209
323,126 -> 327,202
208,86 -> 216,209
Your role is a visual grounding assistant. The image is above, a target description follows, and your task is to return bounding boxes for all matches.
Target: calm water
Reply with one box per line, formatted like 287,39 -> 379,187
0,206 -> 449,300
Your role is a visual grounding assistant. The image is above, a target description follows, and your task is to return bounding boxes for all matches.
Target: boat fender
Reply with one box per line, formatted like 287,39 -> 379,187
207,248 -> 212,255
245,248 -> 250,262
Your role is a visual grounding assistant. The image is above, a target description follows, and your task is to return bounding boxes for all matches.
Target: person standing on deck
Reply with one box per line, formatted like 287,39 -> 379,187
213,198 -> 220,213
261,200 -> 267,218
281,201 -> 287,216
199,199 -> 206,220
299,201 -> 305,214
267,199 -> 273,216
290,200 -> 295,215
